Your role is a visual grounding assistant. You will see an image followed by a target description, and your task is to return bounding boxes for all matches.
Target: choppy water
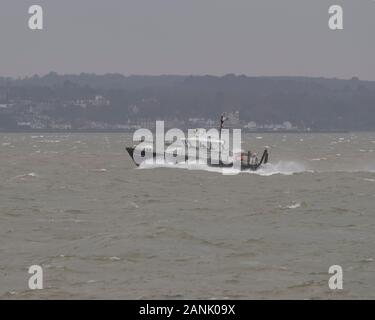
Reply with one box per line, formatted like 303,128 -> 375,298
0,133 -> 374,299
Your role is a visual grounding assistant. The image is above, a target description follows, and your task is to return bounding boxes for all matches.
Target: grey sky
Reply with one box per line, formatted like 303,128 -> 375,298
1,0 -> 374,80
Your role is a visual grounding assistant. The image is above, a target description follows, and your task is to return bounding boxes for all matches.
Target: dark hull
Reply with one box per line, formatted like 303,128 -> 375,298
126,147 -> 269,171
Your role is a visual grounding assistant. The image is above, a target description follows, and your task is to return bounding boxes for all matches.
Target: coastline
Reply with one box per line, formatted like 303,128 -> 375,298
0,129 -> 353,134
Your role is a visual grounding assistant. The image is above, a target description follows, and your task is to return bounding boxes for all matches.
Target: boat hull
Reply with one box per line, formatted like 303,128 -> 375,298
126,147 -> 268,171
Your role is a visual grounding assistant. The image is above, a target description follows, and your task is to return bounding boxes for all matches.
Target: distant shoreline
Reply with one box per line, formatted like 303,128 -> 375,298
0,129 -> 356,134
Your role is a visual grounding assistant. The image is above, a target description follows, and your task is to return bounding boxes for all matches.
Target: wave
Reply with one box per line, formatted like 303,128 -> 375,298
137,156 -> 375,175
249,161 -> 309,176
138,160 -> 309,176
9,172 -> 38,181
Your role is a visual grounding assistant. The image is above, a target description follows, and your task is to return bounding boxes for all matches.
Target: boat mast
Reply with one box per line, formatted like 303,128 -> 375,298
219,113 -> 226,163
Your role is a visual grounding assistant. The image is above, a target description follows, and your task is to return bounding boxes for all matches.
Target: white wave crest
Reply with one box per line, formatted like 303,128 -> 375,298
249,161 -> 309,176
138,160 -> 309,176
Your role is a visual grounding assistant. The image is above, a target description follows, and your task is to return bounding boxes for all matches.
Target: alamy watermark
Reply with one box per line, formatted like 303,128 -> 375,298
328,5 -> 343,30
26,4 -> 346,31
28,265 -> 43,290
28,5 -> 43,30
24,263 -> 345,292
132,121 -> 243,174
328,265 -> 343,290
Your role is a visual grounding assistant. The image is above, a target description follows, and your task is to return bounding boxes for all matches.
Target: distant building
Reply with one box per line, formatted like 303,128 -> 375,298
74,95 -> 110,108
51,122 -> 72,130
244,121 -> 257,130
92,95 -> 110,107
283,121 -> 293,130
17,121 -> 31,128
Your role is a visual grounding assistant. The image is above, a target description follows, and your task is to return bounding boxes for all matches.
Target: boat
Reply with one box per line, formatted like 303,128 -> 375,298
126,114 -> 269,171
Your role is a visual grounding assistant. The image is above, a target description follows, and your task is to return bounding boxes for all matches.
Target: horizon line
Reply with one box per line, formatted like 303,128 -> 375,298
0,72 -> 372,82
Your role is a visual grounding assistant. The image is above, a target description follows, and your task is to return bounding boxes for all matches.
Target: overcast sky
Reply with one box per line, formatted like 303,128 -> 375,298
1,0 -> 374,80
